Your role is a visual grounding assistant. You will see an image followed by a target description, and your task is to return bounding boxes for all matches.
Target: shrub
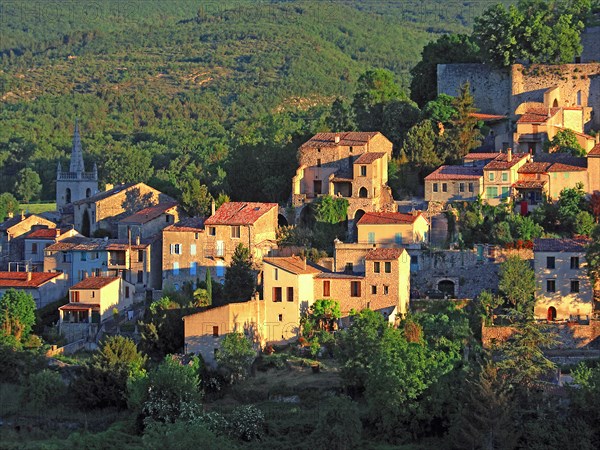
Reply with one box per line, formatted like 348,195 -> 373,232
23,369 -> 66,408
229,405 -> 265,441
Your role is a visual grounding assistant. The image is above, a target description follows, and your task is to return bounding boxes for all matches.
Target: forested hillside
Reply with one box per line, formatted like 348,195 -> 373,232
0,0 -> 505,202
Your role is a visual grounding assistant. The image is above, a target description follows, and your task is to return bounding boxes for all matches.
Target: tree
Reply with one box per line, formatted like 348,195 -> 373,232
587,225 -> 600,284
224,244 -> 255,302
139,297 -> 185,358
311,396 -> 362,450
0,192 -> 19,222
590,192 -> 600,223
104,146 -> 154,184
421,94 -> 458,125
352,69 -> 403,131
401,119 -> 441,168
575,210 -> 595,236
216,332 -> 256,383
0,289 -> 36,341
473,3 -> 523,67
14,168 -> 42,203
557,183 -> 588,234
327,97 -> 356,131
205,268 -> 213,303
544,129 -> 586,156
478,290 -> 503,326
498,255 -> 535,317
305,298 -> 341,332
381,99 -> 421,149
442,82 -> 482,161
181,178 -> 213,217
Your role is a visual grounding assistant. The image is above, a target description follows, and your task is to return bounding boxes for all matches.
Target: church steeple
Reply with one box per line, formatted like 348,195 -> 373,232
70,119 -> 86,173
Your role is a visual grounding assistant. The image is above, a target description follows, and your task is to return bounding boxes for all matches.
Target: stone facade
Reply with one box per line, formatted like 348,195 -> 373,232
482,322 -> 600,350
0,214 -> 57,270
117,202 -> 182,241
0,271 -> 67,309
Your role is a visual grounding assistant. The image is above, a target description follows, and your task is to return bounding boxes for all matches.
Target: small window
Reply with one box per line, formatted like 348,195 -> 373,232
571,257 -> 579,269
546,279 -> 556,293
501,187 -> 510,199
410,255 -> 418,265
137,270 -> 143,283
190,262 -> 197,276
125,286 -> 130,298
349,146 -> 353,153
213,326 -> 219,337
468,183 -> 474,193
394,233 -> 402,245
208,227 -> 216,236
81,252 -> 87,261
195,232 -> 200,239
384,261 -> 391,273
273,287 -> 282,302
171,244 -> 182,255
323,280 -> 330,297
433,183 -> 438,193
350,281 -> 361,297
317,159 -> 321,167
190,244 -> 197,256
374,261 -> 381,273
501,172 -> 508,182
165,215 -> 170,223
345,262 -> 353,273
278,314 -> 283,322
31,243 -> 38,254
571,280 -> 580,293
442,183 -> 448,192
231,226 -> 241,239
91,291 -> 95,298
368,232 -> 376,244
71,291 -> 80,302
360,166 -> 367,176
547,257 -> 555,269
383,285 -> 389,295
371,285 -> 377,294
459,183 -> 465,193
274,268 -> 278,281
287,286 -> 294,302
489,172 -> 495,181
138,250 -> 144,262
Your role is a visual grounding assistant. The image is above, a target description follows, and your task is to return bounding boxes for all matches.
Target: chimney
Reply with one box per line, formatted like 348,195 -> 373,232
303,256 -> 307,271
26,272 -> 32,282
105,183 -> 114,191
334,133 -> 340,144
507,148 -> 512,162
20,210 -> 25,220
55,228 -> 61,238
596,134 -> 600,145
136,235 -> 140,246
211,200 -> 216,216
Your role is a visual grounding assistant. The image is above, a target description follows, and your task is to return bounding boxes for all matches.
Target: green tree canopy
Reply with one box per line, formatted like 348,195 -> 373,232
180,177 -> 213,217
15,168 -> 42,203
421,93 -> 458,125
224,244 -> 255,302
327,97 -> 357,131
352,69 -> 404,131
0,192 -> 19,222
544,129 -> 586,156
498,255 -> 535,318
216,332 -> 256,383
0,289 -> 36,341
441,82 -> 482,161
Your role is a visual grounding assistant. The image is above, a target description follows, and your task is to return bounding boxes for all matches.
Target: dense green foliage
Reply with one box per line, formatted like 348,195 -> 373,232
498,255 -> 536,317
0,289 -> 37,342
544,129 -> 587,156
216,333 -> 256,383
224,244 -> 255,302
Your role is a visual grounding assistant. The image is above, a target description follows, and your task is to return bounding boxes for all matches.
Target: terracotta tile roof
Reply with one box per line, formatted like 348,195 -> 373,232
365,248 -> 406,260
204,202 -> 277,226
518,162 -> 552,173
358,211 -> 426,226
425,166 -> 483,181
72,183 -> 136,205
164,217 -> 205,233
587,143 -> 600,156
354,152 -> 387,164
316,272 -> 364,280
71,276 -> 120,290
24,227 -> 59,239
46,236 -> 149,252
517,107 -> 560,124
120,201 -> 178,224
59,303 -> 100,311
469,112 -> 507,121
263,256 -> 324,275
0,272 -> 61,288
514,180 -> 547,189
331,176 -> 354,183
464,152 -> 499,161
533,237 -> 591,253
524,155 -> 587,172
300,132 -> 380,149
484,152 -> 529,170
548,161 -> 587,172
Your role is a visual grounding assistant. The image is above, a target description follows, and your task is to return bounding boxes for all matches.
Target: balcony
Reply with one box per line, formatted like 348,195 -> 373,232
204,245 -> 229,259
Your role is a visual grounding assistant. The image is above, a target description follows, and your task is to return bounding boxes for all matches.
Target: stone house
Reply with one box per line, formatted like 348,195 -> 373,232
482,150 -> 531,205
291,132 -> 396,233
0,214 -> 57,270
424,166 -> 484,203
162,218 -> 206,290
588,143 -> 600,194
72,182 -> 174,238
533,238 -> 593,322
59,276 -> 134,341
0,271 -> 67,309
22,226 -> 80,272
356,212 -> 429,246
117,201 -> 182,241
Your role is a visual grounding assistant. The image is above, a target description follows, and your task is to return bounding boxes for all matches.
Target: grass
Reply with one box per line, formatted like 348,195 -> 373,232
19,203 -> 56,214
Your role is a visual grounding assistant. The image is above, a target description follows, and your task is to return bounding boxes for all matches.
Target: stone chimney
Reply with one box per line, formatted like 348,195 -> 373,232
303,256 -> 307,271
507,148 -> 512,162
334,133 -> 340,144
55,228 -> 61,238
20,210 -> 25,220
596,134 -> 600,145
211,200 -> 216,216
26,272 -> 32,282
136,235 -> 141,246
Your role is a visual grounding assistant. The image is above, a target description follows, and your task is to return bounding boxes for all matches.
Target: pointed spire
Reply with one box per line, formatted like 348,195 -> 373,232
57,161 -> 62,177
70,118 -> 85,173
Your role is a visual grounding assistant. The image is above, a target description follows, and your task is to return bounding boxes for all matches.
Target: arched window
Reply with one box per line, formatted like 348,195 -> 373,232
552,99 -> 559,108
576,90 -> 582,106
547,306 -> 557,321
86,188 -> 92,198
65,188 -> 72,204
358,187 -> 368,198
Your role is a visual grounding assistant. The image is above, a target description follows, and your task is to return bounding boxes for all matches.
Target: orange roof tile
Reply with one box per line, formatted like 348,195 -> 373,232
517,107 -> 560,124
365,248 -> 406,260
71,276 -> 120,290
0,272 -> 62,288
339,297 -> 398,315
484,153 -> 529,170
464,152 -> 499,161
587,143 -> 600,156
300,132 -> 380,149
263,256 -> 324,275
204,202 -> 277,226
59,303 -> 100,311
164,217 -> 205,233
534,237 -> 590,252
120,202 -> 178,224
425,166 -> 483,181
514,180 -> 547,189
469,113 -> 507,121
354,152 -> 387,164
358,212 -> 425,226
24,227 -> 60,239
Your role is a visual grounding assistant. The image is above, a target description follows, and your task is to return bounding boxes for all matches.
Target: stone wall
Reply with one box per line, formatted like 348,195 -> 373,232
581,27 -> 600,63
482,321 -> 600,349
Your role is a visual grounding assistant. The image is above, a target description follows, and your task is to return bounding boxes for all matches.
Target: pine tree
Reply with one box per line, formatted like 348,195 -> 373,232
224,244 -> 255,302
443,82 -> 482,161
205,267 -> 213,304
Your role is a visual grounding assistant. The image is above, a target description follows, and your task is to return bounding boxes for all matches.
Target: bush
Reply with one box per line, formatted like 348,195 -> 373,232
229,405 -> 265,441
23,369 -> 66,408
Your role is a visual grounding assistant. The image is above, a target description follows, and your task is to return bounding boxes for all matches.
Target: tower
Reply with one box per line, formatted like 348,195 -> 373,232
56,120 -> 99,211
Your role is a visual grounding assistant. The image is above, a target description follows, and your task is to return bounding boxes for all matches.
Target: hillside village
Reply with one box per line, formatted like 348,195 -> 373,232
3,1 -> 600,448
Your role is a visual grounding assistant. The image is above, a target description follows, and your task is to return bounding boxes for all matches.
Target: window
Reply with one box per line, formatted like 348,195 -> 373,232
571,257 -> 580,269
501,187 -> 510,199
274,268 -> 278,281
384,261 -> 391,273
173,262 -> 179,275
273,287 -> 282,302
71,291 -> 80,302
31,243 -> 37,254
489,172 -> 495,181
442,183 -> 448,192
368,232 -> 375,244
137,270 -> 143,283
351,281 -> 361,297
278,314 -> 283,322
501,172 -> 508,182
208,227 -> 216,236
345,262 -> 353,273
546,279 -> 556,292
459,183 -> 465,193
91,291 -> 95,298
195,232 -> 200,239
360,165 -> 367,176
287,286 -> 294,302
468,183 -> 474,193
486,187 -> 498,198
171,244 -> 182,255
349,146 -> 353,153
433,183 -> 438,193
165,215 -> 170,223
317,158 -> 321,167
547,257 -> 555,269
213,326 -> 219,337
411,255 -> 418,265
190,262 -> 197,276
62,252 -> 69,263
138,250 -> 144,262
323,280 -> 331,297
571,280 -> 580,293
395,233 -> 402,245
231,226 -> 241,239
81,252 -> 87,261
125,286 -> 130,298
371,285 -> 377,294
216,262 -> 225,277
383,285 -> 389,295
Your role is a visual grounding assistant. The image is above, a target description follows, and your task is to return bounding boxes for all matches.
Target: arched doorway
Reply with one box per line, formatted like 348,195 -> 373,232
299,205 -> 315,227
358,187 -> 368,198
552,98 -> 559,108
65,188 -> 72,204
547,306 -> 557,321
438,279 -> 455,298
82,209 -> 91,237
86,188 -> 92,198
278,214 -> 289,227
352,209 -> 365,241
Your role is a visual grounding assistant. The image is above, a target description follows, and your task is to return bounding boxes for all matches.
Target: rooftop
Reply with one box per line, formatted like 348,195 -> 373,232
514,180 -> 547,189
164,217 -> 205,233
46,236 -> 150,252
464,152 -> 499,161
365,248 -> 406,260
425,166 -> 483,181
300,132 -> 381,149
358,211 -> 425,226
0,272 -> 62,288
263,256 -> 325,275
204,202 -> 277,226
588,143 -> 600,156
533,237 -> 591,253
469,112 -> 507,121
71,276 -> 120,290
120,201 -> 179,224
353,152 -> 387,165
59,303 -> 100,311
517,107 -> 561,124
484,152 -> 529,170
72,182 -> 136,205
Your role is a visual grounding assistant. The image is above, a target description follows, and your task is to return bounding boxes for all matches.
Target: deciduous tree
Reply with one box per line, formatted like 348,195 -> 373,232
15,168 -> 42,203
0,289 -> 36,341
216,332 -> 256,383
498,255 -> 535,317
224,244 -> 255,302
